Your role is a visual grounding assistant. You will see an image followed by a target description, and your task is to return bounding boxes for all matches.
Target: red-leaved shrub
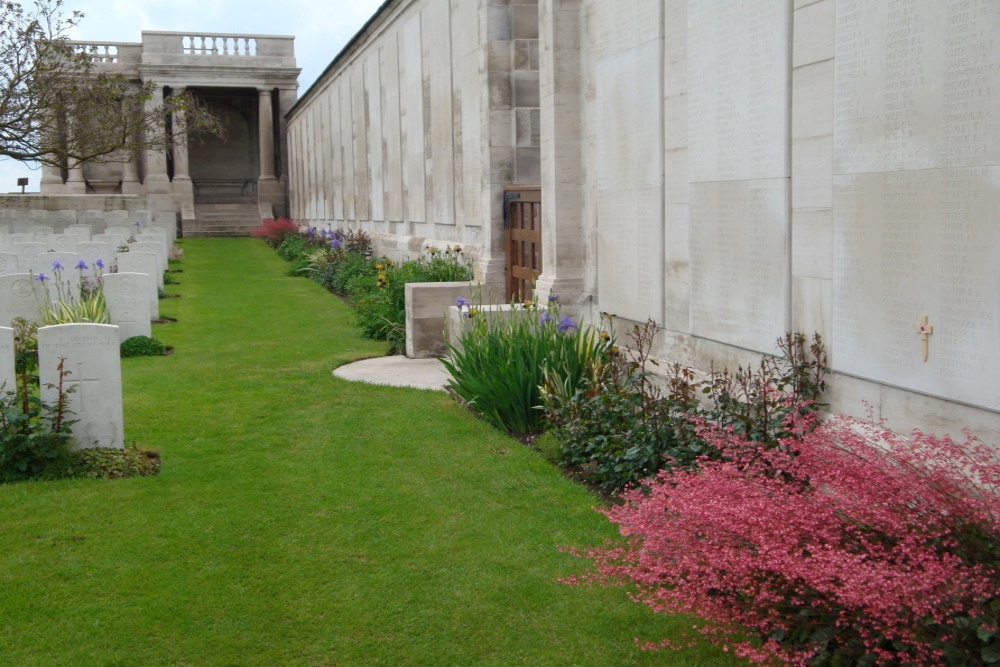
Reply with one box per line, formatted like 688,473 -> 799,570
251,217 -> 299,247
569,415 -> 1000,665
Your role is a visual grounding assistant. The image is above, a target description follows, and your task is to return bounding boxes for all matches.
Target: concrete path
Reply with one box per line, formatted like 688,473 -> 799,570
333,355 -> 451,391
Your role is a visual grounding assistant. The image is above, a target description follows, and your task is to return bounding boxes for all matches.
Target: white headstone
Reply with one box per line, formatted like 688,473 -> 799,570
0,252 -> 18,276
93,234 -> 129,252
38,323 -> 123,449
0,274 -> 43,325
74,242 -> 114,270
134,210 -> 153,225
105,225 -> 135,239
14,241 -> 48,264
117,250 -> 163,289
0,326 -> 14,396
0,224 -> 7,234
47,234 -> 77,253
64,225 -> 93,243
115,252 -> 160,317
102,273 -> 153,342
29,226 -> 53,239
25,252 -> 82,302
132,240 -> 166,273
103,210 -> 128,225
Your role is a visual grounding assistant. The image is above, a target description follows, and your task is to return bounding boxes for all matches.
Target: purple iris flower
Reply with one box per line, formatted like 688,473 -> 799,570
51,260 -> 64,271
35,272 -> 49,282
330,237 -> 343,249
75,260 -> 88,270
557,316 -> 578,333
539,312 -> 555,325
95,259 -> 105,269
455,297 -> 468,309
548,294 -> 559,303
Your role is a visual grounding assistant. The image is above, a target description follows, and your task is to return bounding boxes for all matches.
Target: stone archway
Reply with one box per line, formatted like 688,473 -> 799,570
189,93 -> 257,204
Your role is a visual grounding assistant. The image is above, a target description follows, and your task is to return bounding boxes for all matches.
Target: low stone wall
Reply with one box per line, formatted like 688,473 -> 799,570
405,281 -> 477,358
0,194 -> 150,213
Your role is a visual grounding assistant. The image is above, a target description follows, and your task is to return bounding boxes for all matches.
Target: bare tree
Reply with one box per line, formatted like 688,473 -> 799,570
0,0 -> 220,168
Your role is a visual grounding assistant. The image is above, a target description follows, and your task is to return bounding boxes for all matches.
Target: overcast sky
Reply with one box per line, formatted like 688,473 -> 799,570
1,0 -> 385,192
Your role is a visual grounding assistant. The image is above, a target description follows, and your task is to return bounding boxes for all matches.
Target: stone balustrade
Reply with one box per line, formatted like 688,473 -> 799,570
182,34 -> 256,56
70,42 -> 143,67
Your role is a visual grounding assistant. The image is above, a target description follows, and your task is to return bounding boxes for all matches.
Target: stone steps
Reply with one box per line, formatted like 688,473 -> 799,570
185,203 -> 261,238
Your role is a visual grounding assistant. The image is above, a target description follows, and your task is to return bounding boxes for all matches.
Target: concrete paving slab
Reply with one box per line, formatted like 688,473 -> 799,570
333,355 -> 451,391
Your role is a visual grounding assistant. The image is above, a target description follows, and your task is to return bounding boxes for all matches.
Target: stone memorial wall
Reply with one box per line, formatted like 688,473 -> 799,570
832,0 -> 1000,412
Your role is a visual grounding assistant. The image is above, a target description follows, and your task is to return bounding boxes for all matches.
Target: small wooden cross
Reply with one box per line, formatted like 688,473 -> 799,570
915,314 -> 933,362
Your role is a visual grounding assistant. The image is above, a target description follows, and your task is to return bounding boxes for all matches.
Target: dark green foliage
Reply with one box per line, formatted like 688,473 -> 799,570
543,321 -> 828,491
162,273 -> 178,285
120,336 -> 167,358
275,234 -> 308,261
0,319 -> 75,483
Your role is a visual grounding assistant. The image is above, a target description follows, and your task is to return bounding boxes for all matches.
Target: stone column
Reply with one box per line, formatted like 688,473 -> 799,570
39,162 -> 64,193
534,0 -> 587,314
258,88 -> 277,180
143,84 -> 170,194
257,87 -> 281,212
65,160 -> 86,194
170,88 -> 194,206
121,151 -> 142,195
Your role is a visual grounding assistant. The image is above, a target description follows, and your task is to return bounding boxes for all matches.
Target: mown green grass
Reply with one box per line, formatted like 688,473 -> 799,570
0,238 -> 744,666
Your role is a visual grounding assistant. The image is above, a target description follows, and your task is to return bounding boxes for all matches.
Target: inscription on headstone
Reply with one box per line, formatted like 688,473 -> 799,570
102,273 -> 152,342
38,323 -> 123,449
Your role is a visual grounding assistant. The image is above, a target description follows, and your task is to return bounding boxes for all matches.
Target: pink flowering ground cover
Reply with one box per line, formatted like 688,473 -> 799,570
567,415 -> 1000,665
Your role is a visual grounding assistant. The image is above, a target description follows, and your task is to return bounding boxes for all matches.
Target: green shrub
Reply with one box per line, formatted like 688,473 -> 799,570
443,300 -> 610,435
0,319 -> 75,483
121,336 -> 167,358
543,322 -> 828,491
275,234 -> 308,262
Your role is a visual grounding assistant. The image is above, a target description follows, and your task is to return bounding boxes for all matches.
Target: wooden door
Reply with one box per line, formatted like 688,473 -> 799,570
504,187 -> 542,303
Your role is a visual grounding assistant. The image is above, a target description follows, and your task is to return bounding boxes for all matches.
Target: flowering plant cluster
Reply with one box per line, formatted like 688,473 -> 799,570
570,415 -> 1000,665
251,217 -> 299,248
444,295 -> 610,435
33,258 -> 109,325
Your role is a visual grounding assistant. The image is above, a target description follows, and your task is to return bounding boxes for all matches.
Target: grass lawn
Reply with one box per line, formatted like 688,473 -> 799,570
0,238 -> 744,665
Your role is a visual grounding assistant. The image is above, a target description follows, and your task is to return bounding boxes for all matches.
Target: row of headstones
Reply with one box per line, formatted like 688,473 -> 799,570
1,224 -> 175,257
0,209 -> 175,230
0,269 -> 159,341
0,323 -> 123,450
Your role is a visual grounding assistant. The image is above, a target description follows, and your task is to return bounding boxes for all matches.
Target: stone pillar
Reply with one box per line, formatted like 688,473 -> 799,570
40,162 -> 64,193
65,160 -> 86,194
257,87 -> 281,212
121,151 -> 142,195
143,84 -> 171,194
170,89 -> 194,204
534,0 -> 587,314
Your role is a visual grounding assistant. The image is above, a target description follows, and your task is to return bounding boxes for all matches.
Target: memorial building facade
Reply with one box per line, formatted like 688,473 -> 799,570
41,31 -> 300,236
288,0 -> 1000,442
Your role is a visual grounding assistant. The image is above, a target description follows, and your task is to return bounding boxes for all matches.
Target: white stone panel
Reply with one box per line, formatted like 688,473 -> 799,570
340,76 -> 356,221
38,323 -> 123,449
365,53 -> 385,222
424,1 -> 456,225
688,0 -> 790,182
381,40 -> 404,221
832,168 -> 1000,411
399,16 -> 426,223
690,179 -> 790,353
352,71 -> 370,221
596,185 -> 664,322
103,273 -> 153,342
834,0 -> 1000,174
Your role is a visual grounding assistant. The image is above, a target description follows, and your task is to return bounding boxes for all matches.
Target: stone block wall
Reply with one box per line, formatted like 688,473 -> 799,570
287,0 -> 540,285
